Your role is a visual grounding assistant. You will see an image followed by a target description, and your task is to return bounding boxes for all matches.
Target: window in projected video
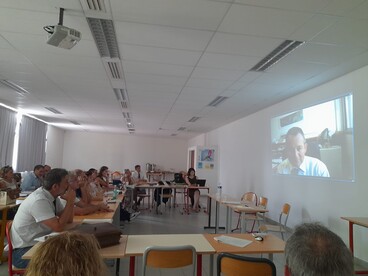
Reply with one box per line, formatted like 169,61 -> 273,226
271,94 -> 354,181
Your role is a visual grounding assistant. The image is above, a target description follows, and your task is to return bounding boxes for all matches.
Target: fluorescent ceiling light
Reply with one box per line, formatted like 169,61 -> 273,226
0,80 -> 29,95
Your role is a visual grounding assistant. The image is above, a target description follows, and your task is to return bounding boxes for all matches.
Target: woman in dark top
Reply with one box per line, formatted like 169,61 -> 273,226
95,166 -> 109,188
184,168 -> 200,212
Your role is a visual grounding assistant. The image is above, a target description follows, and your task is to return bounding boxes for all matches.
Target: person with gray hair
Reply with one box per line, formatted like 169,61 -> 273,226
285,222 -> 354,276
10,168 -> 76,269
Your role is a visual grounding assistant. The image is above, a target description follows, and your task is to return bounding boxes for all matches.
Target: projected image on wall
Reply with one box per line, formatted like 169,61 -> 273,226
271,94 -> 354,181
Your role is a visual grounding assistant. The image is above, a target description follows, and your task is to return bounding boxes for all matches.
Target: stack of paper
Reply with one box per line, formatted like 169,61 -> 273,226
214,235 -> 252,247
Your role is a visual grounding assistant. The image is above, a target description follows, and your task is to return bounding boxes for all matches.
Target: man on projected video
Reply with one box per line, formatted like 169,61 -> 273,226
276,127 -> 330,177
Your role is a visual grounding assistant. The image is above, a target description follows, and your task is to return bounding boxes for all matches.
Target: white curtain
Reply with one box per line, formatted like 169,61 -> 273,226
16,115 -> 47,172
0,106 -> 17,167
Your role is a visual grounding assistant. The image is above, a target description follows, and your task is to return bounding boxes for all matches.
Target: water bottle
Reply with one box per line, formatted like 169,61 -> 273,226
216,184 -> 222,199
112,186 -> 118,200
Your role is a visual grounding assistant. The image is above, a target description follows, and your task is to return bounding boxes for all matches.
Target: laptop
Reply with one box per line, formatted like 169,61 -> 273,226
196,179 -> 206,186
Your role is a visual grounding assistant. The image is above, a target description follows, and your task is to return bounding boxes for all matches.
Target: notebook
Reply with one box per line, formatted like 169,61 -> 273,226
213,235 -> 252,247
196,179 -> 206,186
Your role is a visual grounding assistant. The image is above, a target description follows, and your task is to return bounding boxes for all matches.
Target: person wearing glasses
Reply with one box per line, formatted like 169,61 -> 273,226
0,165 -> 21,219
10,168 -> 76,269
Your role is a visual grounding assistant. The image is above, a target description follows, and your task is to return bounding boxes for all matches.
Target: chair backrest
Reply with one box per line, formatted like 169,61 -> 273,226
6,221 -> 26,276
142,245 -> 196,276
217,253 -> 276,276
279,203 -> 291,227
259,196 -> 268,208
241,192 -> 258,205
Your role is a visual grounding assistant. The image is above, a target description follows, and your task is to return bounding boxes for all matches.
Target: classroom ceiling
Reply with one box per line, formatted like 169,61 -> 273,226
0,0 -> 368,139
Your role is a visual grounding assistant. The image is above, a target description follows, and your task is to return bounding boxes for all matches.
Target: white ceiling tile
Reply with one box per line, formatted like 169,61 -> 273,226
311,18 -> 368,48
207,33 -> 283,57
198,53 -> 260,71
115,21 -> 213,51
191,67 -> 245,81
186,77 -> 233,90
234,0 -> 330,13
123,60 -> 194,77
318,0 -> 366,16
110,0 -> 230,30
218,4 -> 314,38
346,0 -> 368,19
125,72 -> 188,87
120,44 -> 202,66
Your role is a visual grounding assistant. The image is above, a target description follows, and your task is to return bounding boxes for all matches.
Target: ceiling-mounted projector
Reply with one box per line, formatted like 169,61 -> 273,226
44,8 -> 81,49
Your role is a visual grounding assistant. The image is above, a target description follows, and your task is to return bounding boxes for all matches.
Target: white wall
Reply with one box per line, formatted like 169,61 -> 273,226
45,125 -> 65,168
189,65 -> 368,261
60,131 -> 188,175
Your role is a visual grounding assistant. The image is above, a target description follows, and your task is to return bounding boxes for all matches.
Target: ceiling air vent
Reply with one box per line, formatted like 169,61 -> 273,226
177,127 -> 186,131
83,0 -> 106,12
207,96 -> 228,107
45,107 -> 63,114
103,60 -> 123,79
0,80 -> 29,95
250,40 -> 305,72
87,18 -> 120,58
127,122 -> 134,128
114,88 -> 127,102
188,116 -> 201,122
70,120 -> 81,125
122,112 -> 130,119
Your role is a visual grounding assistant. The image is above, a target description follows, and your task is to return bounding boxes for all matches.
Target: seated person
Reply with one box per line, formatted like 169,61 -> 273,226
132,165 -> 147,207
20,164 -> 45,191
0,166 -> 21,219
276,127 -> 330,177
95,166 -> 110,188
68,170 -> 111,216
86,168 -> 104,201
154,181 -> 172,207
184,168 -> 200,212
26,232 -> 106,276
285,222 -> 353,276
10,168 -> 76,269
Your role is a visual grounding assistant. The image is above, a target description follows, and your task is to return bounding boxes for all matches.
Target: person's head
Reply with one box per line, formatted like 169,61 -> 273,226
33,165 -> 45,178
86,168 -> 97,180
68,170 -> 81,190
285,127 -> 308,168
187,168 -> 195,177
0,165 -> 13,180
285,222 -> 353,276
43,164 -> 51,174
26,231 -> 106,276
43,168 -> 69,197
98,166 -> 109,178
13,172 -> 22,184
135,165 -> 141,172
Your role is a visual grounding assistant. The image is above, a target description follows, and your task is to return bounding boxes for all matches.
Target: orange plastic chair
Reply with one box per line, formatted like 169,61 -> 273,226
217,252 -> 276,276
6,221 -> 26,276
259,203 -> 291,240
243,196 -> 268,232
231,192 -> 258,232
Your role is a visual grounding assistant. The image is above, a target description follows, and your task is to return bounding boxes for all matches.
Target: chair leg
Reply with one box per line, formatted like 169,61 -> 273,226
231,213 -> 241,232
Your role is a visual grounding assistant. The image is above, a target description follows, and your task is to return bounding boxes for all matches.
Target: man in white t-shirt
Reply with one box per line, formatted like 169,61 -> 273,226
131,164 -> 147,207
10,168 -> 75,268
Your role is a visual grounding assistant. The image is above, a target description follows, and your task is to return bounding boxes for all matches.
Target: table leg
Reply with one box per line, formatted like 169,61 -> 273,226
226,206 -> 231,234
197,254 -> 202,276
241,212 -> 246,233
210,254 -> 214,276
348,221 -> 354,254
0,208 -> 9,263
215,201 -> 219,233
115,258 -> 120,276
129,256 -> 135,276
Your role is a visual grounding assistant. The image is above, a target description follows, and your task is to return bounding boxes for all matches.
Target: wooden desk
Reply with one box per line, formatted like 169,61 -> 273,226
125,234 -> 216,276
204,233 -> 285,261
73,194 -> 123,225
341,217 -> 368,274
0,203 -> 19,263
23,235 -> 127,276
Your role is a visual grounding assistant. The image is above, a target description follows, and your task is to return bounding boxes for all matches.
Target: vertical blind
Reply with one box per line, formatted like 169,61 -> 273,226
0,106 -> 17,166
16,115 -> 47,172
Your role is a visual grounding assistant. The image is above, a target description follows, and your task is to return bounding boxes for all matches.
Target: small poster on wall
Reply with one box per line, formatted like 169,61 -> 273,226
198,149 -> 215,170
